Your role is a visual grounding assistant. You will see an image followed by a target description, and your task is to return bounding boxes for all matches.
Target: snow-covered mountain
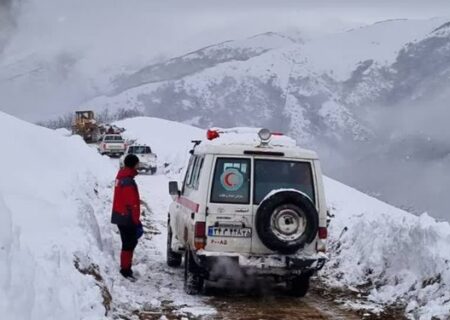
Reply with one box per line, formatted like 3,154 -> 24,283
1,113 -> 449,319
84,18 -> 450,220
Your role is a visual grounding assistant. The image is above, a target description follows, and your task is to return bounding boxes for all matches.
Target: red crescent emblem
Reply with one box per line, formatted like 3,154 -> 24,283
224,172 -> 234,187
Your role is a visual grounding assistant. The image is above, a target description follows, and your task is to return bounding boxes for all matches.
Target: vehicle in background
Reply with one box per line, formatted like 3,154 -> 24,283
167,128 -> 328,296
72,110 -> 100,143
98,134 -> 126,157
97,124 -> 126,141
120,144 -> 157,174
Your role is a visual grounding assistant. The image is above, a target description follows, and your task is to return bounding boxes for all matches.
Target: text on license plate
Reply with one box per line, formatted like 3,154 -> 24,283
208,226 -> 252,238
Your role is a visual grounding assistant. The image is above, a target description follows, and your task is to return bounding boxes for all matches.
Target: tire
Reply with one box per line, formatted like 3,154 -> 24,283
184,250 -> 204,295
255,191 -> 318,254
166,226 -> 182,267
287,273 -> 311,297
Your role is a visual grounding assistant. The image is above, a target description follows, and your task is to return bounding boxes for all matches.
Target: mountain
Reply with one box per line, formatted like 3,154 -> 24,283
85,18 -> 450,220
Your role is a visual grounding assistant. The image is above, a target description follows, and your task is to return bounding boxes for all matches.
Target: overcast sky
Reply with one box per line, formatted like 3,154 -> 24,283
4,0 -> 450,61
1,0 -> 450,121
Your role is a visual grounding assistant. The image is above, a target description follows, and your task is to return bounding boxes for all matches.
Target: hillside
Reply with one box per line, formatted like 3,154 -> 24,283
84,18 -> 450,220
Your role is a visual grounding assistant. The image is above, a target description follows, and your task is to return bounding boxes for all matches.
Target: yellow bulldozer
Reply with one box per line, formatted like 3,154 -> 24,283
72,110 -> 100,143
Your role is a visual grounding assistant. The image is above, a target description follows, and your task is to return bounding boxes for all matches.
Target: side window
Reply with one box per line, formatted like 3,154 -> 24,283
187,156 -> 199,187
182,156 -> 196,193
210,158 -> 251,204
192,157 -> 204,190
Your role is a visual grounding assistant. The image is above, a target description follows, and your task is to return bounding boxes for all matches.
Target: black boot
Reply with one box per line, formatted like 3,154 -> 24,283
120,268 -> 135,280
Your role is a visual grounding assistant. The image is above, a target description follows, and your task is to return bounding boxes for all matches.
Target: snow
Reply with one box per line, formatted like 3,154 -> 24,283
323,177 -> 450,319
117,117 -> 450,319
1,113 -> 449,319
0,111 -> 116,320
83,17 -> 449,118
113,117 -> 204,175
301,18 -> 447,81
203,127 -> 297,148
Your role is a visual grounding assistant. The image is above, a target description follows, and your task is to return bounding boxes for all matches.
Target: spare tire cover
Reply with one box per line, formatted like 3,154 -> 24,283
255,190 -> 318,254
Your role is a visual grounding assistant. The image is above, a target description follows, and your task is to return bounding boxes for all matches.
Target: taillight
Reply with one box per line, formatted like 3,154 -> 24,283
271,132 -> 284,136
318,227 -> 328,239
194,222 -> 206,250
206,129 -> 220,140
316,227 -> 327,252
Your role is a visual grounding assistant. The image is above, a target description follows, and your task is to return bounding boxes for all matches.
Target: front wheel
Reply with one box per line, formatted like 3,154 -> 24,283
166,226 -> 182,267
287,273 -> 311,297
184,250 -> 204,295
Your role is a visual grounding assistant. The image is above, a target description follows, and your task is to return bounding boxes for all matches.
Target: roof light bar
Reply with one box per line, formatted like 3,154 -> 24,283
206,128 -> 284,141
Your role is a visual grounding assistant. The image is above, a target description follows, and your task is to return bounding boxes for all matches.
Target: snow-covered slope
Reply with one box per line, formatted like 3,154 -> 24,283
85,17 -> 450,220
324,178 -> 450,319
0,111 -> 116,319
87,18 -> 447,135
302,18 -> 444,81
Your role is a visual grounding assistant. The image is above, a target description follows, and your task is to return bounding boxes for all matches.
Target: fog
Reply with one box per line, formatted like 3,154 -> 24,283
319,85 -> 450,220
0,0 -> 16,52
2,0 -> 450,121
1,0 -> 450,220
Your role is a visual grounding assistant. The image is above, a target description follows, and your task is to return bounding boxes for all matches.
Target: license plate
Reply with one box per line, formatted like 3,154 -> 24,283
208,226 -> 252,238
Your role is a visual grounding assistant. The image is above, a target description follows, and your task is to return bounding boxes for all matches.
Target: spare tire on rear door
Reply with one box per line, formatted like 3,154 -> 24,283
255,190 -> 318,254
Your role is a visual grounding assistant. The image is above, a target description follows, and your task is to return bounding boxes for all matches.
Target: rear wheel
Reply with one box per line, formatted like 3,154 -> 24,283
166,226 -> 182,267
287,273 -> 311,297
184,250 -> 204,295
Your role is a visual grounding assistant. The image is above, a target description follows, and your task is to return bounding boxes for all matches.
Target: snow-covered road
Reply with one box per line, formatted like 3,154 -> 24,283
2,113 -> 449,319
108,172 -> 362,320
108,173 -> 215,319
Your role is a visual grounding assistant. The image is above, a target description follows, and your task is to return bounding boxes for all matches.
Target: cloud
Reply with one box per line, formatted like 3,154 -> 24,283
1,0 -> 450,121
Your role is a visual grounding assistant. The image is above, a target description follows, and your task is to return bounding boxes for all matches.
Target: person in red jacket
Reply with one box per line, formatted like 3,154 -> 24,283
111,154 -> 143,279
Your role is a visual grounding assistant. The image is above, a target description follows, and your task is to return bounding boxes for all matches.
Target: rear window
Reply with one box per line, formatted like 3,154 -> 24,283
254,160 -> 315,204
211,158 -> 251,204
105,135 -> 123,142
128,146 -> 151,154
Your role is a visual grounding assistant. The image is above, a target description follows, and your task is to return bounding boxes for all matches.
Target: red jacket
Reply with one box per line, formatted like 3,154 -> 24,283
111,167 -> 140,226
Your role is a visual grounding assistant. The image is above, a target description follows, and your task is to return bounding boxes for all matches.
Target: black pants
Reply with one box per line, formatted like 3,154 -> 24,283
118,225 -> 138,251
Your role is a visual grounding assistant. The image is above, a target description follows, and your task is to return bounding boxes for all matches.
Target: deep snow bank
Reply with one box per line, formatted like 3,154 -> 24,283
118,117 -> 450,319
324,178 -> 450,319
0,111 -> 116,320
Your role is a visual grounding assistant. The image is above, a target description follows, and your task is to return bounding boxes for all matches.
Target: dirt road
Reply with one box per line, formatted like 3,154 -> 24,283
205,289 -> 361,320
109,173 -> 363,320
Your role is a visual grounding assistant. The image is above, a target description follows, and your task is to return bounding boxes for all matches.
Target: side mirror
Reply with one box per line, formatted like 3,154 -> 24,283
169,181 -> 180,196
